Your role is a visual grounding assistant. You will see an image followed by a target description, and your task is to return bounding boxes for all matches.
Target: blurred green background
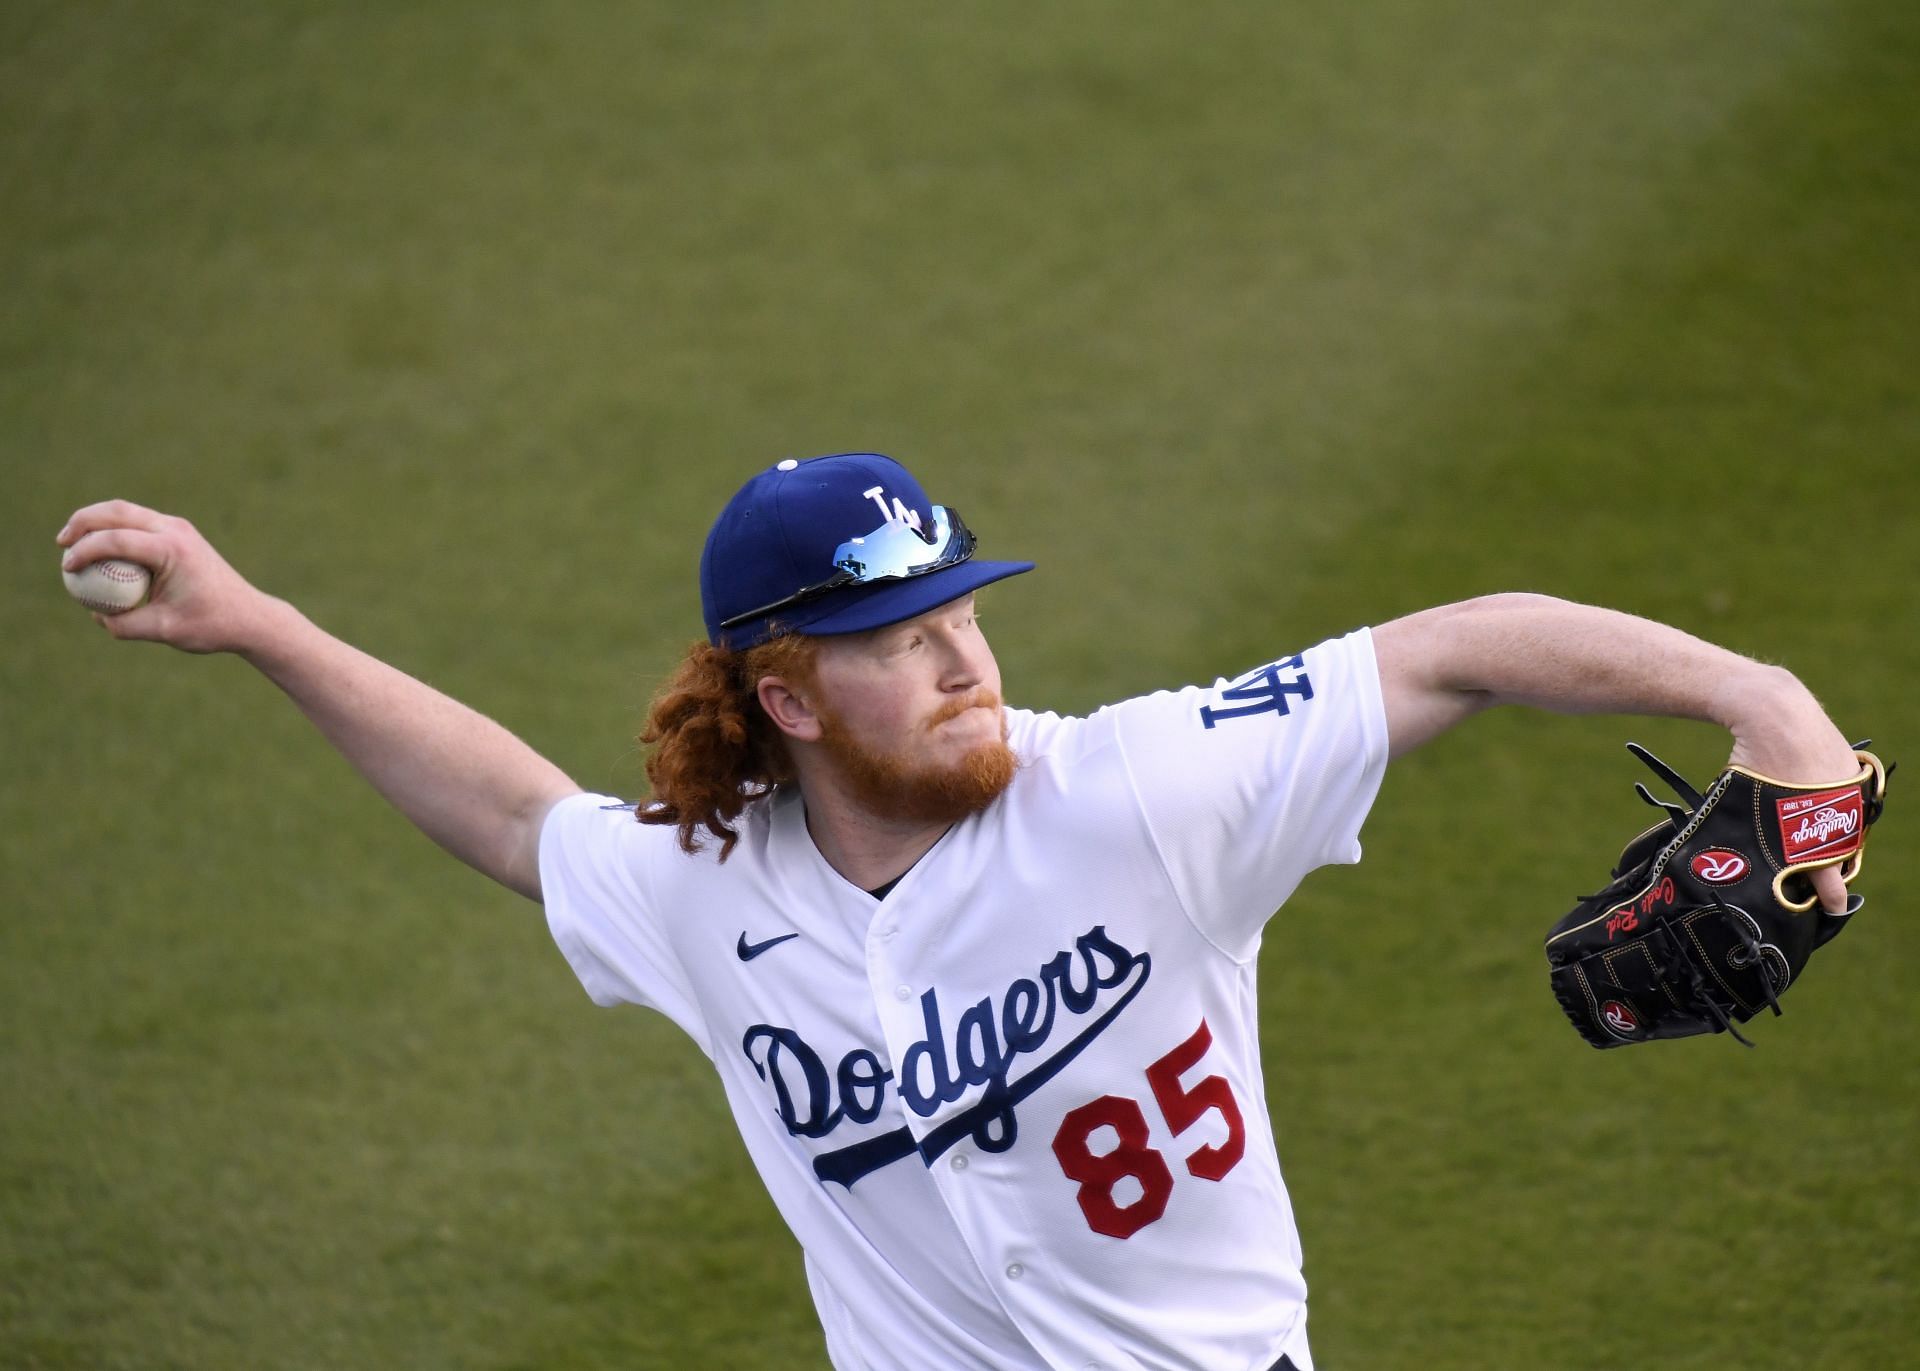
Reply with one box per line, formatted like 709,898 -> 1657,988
4,2 -> 1915,1367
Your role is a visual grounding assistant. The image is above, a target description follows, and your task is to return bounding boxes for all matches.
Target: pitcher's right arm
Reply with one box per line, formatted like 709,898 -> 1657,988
58,500 -> 581,902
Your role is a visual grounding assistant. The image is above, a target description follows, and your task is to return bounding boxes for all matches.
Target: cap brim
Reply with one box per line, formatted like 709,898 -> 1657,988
724,559 -> 1033,647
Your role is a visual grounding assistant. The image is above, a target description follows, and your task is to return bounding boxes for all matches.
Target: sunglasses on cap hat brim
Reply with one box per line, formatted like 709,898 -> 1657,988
718,505 -> 977,631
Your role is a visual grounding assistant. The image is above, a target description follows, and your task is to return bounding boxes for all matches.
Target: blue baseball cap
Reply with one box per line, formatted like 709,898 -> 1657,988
700,453 -> 1034,650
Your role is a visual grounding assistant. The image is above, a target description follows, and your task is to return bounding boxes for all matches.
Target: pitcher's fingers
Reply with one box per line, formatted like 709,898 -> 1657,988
1812,864 -> 1848,916
95,602 -> 171,642
57,500 -> 174,547
60,527 -> 172,576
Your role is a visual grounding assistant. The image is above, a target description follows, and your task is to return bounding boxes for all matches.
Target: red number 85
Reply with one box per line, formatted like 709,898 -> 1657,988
1049,1019 -> 1247,1238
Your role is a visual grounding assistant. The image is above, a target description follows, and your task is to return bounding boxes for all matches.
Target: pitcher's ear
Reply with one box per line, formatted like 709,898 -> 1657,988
757,675 -> 823,742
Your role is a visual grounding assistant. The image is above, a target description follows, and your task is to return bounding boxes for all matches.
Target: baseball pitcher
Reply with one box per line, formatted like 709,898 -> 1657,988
56,452 -> 1878,1370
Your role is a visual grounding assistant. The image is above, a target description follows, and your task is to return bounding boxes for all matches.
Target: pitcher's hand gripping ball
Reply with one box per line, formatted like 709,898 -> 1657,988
1545,743 -> 1890,1048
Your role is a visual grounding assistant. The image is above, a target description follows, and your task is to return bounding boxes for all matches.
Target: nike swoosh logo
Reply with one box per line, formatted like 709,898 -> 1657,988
737,931 -> 800,962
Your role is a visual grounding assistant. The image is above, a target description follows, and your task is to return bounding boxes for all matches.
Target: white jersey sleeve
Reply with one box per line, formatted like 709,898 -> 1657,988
1109,626 -> 1390,962
537,792 -> 711,1054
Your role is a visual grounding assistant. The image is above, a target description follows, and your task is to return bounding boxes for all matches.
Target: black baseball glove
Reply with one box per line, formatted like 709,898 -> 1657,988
1546,743 -> 1890,1048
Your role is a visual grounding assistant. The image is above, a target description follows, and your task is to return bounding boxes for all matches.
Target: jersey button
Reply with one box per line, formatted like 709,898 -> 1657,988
893,984 -> 912,1001
1005,1262 -> 1024,1280
949,1155 -> 968,1172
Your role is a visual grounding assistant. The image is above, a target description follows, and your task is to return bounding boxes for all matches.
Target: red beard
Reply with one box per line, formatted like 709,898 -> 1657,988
818,691 -> 1018,825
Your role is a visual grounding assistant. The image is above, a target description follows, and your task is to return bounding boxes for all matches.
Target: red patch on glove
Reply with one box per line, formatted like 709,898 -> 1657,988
1776,788 -> 1864,864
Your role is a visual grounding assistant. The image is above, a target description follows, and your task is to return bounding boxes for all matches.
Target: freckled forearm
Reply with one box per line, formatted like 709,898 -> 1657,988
241,599 -> 579,897
1374,594 -> 1844,765
1418,594 -> 1761,722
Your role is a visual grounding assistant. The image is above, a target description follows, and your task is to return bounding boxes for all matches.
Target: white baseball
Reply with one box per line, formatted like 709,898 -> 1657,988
63,558 -> 152,615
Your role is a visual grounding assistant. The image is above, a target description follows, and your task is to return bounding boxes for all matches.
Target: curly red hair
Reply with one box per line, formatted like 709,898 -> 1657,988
636,634 -> 819,860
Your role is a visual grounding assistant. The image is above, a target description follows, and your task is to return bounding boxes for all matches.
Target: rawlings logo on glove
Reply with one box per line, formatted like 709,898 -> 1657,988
1544,743 -> 1891,1049
1778,791 -> 1863,861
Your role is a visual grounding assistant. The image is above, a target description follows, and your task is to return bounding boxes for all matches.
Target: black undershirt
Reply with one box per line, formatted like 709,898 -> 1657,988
867,834 -> 944,902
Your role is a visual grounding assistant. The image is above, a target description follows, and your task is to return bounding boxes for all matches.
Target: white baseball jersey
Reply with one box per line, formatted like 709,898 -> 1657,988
539,628 -> 1389,1371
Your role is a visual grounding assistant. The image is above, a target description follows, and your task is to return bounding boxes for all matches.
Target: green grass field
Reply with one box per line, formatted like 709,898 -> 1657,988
4,3 -> 1916,1367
